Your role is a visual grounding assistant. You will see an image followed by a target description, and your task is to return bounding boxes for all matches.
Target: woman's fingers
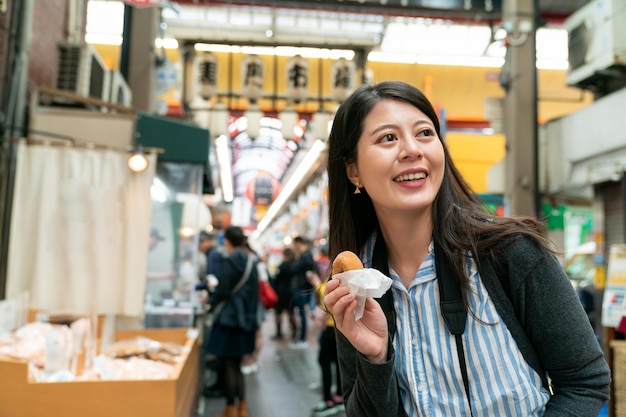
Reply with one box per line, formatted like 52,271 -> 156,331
323,279 -> 354,327
324,277 -> 341,294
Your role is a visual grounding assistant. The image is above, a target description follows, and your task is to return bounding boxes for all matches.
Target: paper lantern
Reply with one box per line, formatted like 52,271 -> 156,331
331,57 -> 355,103
242,54 -> 264,104
286,55 -> 309,104
246,174 -> 281,206
198,52 -> 218,100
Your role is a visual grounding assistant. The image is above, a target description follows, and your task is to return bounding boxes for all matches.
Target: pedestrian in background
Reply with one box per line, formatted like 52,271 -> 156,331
272,246 -> 296,341
289,236 -> 317,349
199,231 -> 227,399
196,231 -> 218,291
241,247 -> 269,375
323,80 -> 611,417
205,226 -> 259,417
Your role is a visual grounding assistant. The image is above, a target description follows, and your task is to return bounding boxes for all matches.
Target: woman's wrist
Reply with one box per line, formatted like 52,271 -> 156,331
365,338 -> 389,364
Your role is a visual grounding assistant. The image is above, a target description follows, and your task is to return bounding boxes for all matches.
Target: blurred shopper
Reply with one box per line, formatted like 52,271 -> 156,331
145,227 -> 176,304
241,248 -> 269,375
197,231 -> 226,399
307,270 -> 344,417
315,245 -> 331,279
208,232 -> 226,278
272,246 -> 297,340
196,231 -> 218,289
205,226 -> 259,417
288,236 -> 317,349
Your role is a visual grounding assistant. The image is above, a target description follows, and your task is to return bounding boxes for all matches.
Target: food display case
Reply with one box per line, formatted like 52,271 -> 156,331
0,328 -> 200,417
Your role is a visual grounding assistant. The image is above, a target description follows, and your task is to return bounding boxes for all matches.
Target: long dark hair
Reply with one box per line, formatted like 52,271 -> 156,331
326,80 -> 553,300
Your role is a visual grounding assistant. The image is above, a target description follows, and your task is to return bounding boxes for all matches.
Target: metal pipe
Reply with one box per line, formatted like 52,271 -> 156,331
120,4 -> 132,80
0,0 -> 34,299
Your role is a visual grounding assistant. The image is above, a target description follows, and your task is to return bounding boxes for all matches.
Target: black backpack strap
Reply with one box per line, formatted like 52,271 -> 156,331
372,235 -> 396,340
435,244 -> 467,335
434,243 -> 473,417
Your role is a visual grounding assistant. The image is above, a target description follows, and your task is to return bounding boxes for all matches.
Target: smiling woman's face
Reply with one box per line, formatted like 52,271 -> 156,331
346,98 -> 445,218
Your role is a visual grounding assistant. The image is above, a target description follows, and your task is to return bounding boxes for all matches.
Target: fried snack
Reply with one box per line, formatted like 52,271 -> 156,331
332,251 -> 363,275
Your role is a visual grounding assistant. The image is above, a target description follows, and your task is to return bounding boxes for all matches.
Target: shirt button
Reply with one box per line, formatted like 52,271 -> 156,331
412,338 -> 417,345
417,384 -> 425,391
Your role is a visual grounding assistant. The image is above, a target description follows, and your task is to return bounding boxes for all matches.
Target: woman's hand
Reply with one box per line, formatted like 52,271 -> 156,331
324,278 -> 389,363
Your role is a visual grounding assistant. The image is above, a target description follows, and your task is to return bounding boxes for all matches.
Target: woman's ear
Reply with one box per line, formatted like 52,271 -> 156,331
345,162 -> 359,185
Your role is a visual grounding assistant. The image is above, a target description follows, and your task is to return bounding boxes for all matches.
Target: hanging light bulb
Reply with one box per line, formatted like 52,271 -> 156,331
128,148 -> 149,173
312,111 -> 333,141
246,105 -> 263,139
280,107 -> 298,140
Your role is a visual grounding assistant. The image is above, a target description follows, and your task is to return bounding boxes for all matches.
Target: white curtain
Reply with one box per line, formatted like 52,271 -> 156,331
6,142 -> 157,317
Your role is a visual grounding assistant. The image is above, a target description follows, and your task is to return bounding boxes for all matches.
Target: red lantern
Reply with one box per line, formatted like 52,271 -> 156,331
246,175 -> 281,206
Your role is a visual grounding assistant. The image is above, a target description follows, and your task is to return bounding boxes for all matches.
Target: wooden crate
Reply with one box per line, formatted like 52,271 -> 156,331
0,328 -> 199,417
613,341 -> 626,417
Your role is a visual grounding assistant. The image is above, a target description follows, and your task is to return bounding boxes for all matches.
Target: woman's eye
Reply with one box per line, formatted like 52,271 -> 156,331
380,133 -> 395,142
418,129 -> 435,137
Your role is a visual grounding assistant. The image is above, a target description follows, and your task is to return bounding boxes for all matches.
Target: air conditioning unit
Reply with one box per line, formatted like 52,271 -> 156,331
565,0 -> 626,88
56,42 -> 111,102
109,69 -> 133,108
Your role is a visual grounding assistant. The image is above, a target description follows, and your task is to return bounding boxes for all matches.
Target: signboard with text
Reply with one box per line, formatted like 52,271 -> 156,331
601,244 -> 626,327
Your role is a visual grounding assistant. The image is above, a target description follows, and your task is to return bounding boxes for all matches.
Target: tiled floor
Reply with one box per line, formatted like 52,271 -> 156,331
197,310 -> 345,417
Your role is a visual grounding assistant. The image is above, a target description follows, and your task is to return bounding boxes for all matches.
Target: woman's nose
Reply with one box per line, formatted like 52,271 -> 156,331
399,137 -> 423,160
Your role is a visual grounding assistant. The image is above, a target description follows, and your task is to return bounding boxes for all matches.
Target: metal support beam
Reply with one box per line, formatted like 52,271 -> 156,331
502,0 -> 539,218
125,6 -> 159,113
0,0 -> 34,299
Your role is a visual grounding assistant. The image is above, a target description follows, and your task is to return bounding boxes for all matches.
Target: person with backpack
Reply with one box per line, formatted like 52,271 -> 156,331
205,226 -> 258,417
322,81 -> 610,417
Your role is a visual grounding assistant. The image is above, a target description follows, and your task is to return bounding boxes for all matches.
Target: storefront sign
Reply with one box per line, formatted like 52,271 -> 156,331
601,244 -> 626,327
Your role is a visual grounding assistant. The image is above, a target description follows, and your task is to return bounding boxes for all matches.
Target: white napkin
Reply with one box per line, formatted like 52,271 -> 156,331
333,269 -> 392,320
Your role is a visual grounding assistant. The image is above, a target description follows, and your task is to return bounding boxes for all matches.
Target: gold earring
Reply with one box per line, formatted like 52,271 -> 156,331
354,183 -> 361,194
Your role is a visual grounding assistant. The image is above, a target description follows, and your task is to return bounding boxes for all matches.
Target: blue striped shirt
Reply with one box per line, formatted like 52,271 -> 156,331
361,235 -> 550,417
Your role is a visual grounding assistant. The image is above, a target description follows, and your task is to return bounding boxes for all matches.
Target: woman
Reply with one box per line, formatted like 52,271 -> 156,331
206,226 -> 258,417
322,80 -> 610,416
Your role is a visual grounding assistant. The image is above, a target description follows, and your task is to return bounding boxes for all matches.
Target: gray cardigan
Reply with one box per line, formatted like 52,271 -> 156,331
336,237 -> 611,416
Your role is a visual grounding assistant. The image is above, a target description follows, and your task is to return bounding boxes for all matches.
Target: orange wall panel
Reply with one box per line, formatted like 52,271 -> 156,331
446,133 -> 505,193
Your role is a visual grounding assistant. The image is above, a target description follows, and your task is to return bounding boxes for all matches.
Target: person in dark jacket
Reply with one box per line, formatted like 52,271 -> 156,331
288,235 -> 317,349
271,246 -> 297,340
206,226 -> 258,417
322,81 -> 611,417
